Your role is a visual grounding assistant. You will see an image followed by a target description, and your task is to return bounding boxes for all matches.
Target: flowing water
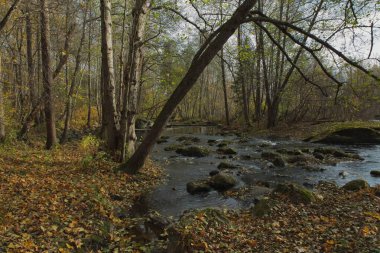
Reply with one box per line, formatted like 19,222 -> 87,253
135,126 -> 380,218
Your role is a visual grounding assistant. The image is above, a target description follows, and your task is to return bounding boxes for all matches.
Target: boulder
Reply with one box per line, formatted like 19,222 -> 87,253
217,162 -> 239,170
175,146 -> 210,157
207,139 -> 217,145
313,152 -> 325,160
314,127 -> 380,145
217,140 -> 231,148
273,157 -> 286,167
157,137 -> 168,144
186,180 -> 212,194
176,136 -> 201,143
217,147 -> 237,155
209,170 -> 219,176
342,179 -> 369,191
302,165 -> 326,172
339,171 -> 348,178
261,151 -> 281,160
252,198 -> 274,217
164,144 -> 184,152
274,183 -> 316,204
276,148 -> 302,156
370,170 -> 380,177
286,154 -> 316,165
209,172 -> 237,191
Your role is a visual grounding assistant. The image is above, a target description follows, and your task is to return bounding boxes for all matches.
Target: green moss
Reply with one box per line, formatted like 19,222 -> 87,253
306,121 -> 380,142
175,146 -> 210,157
274,183 -> 316,204
342,179 -> 369,191
252,198 -> 273,217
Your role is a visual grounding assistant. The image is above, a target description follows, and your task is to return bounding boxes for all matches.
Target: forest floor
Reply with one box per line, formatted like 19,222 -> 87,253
0,137 -> 163,252
0,122 -> 379,252
174,182 -> 380,253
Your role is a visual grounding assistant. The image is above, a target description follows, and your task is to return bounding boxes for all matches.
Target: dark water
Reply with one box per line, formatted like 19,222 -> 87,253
137,126 -> 380,218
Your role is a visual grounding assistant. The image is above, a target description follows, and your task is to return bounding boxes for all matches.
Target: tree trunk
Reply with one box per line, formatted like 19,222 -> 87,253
86,7 -> 93,129
60,1 -> 89,144
237,25 -> 250,127
120,0 -> 258,173
26,4 -> 35,114
100,0 -> 119,151
120,0 -> 151,161
0,55 -> 5,142
40,0 -> 57,149
220,48 -> 230,126
17,22 -> 75,140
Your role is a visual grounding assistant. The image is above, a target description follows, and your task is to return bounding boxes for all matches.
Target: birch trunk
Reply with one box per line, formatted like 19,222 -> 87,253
100,0 -> 119,151
120,0 -> 151,161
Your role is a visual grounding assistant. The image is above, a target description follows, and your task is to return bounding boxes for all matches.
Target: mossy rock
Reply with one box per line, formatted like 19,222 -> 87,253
156,138 -> 168,144
209,172 -> 237,191
217,147 -> 237,155
217,162 -> 239,170
273,157 -> 286,167
261,151 -> 282,160
217,140 -> 231,147
176,136 -> 201,143
164,144 -> 184,152
276,148 -> 302,156
310,127 -> 380,145
186,180 -> 212,194
302,165 -> 326,172
313,152 -> 325,160
370,170 -> 380,177
286,154 -> 317,165
175,146 -> 210,157
342,179 -> 369,191
252,198 -> 274,217
274,183 -> 316,204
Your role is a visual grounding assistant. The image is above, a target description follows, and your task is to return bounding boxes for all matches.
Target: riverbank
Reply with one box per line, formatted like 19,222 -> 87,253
0,139 -> 164,252
169,181 -> 379,252
250,121 -> 380,141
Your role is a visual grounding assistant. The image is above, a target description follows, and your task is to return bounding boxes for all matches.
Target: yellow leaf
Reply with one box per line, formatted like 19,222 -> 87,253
364,212 -> 380,221
246,239 -> 257,247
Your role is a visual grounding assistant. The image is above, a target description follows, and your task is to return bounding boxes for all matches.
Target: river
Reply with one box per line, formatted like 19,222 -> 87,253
135,126 -> 380,218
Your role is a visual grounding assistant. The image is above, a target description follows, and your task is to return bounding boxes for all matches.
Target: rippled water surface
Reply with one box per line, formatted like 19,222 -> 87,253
137,126 -> 380,217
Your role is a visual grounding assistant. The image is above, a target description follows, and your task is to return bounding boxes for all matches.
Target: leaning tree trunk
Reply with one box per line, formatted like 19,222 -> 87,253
40,0 -> 57,149
120,0 -> 258,173
100,0 -> 119,151
0,0 -> 22,32
119,0 -> 151,161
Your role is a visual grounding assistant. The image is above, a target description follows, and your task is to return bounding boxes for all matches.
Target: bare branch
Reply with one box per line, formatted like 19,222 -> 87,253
0,0 -> 22,32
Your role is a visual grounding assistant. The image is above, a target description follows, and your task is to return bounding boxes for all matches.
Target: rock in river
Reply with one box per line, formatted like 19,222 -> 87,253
186,180 -> 212,194
370,170 -> 380,177
175,146 -> 210,157
209,172 -> 237,191
217,162 -> 239,170
342,179 -> 369,191
217,147 -> 237,155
